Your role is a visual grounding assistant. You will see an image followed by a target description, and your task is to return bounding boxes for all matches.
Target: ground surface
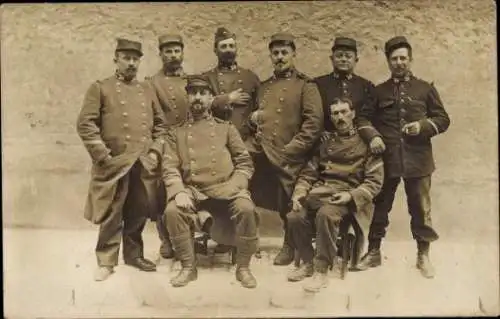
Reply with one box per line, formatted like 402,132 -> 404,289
3,228 -> 499,317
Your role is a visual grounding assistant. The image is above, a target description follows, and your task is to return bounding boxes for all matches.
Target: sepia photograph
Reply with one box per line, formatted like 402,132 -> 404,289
2,1 -> 498,317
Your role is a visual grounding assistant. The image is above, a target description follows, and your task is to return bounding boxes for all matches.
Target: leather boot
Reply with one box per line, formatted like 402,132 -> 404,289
235,236 -> 258,288
416,241 -> 435,279
356,248 -> 382,271
273,232 -> 295,266
170,234 -> 198,287
331,257 -> 343,279
159,238 -> 175,259
303,260 -> 329,293
287,262 -> 314,282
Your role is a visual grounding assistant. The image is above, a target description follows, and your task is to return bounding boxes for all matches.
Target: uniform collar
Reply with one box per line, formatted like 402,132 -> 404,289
217,62 -> 238,71
392,71 -> 412,83
188,111 -> 212,123
273,67 -> 295,79
332,71 -> 353,80
333,127 -> 357,138
163,66 -> 185,77
115,70 -> 138,83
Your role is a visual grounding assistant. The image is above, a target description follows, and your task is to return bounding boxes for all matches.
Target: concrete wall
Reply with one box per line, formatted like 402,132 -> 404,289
2,2 -> 497,241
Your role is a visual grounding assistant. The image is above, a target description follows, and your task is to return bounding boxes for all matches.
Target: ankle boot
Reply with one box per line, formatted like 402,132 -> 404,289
170,234 -> 198,287
235,236 -> 258,288
303,260 -> 329,293
416,241 -> 435,279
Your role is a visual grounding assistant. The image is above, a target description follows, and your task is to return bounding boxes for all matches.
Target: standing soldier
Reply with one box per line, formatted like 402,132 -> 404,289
77,38 -> 167,281
146,34 -> 190,260
356,36 -> 451,278
314,37 -> 376,131
246,33 -> 324,266
203,27 -> 261,141
162,75 -> 259,288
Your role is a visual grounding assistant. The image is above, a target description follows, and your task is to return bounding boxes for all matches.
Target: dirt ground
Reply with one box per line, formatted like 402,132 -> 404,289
1,1 -> 498,317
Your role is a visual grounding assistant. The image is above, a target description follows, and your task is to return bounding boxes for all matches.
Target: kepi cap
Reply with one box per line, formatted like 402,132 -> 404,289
332,37 -> 357,53
384,36 -> 412,57
269,32 -> 296,48
214,27 -> 236,45
185,74 -> 214,93
158,34 -> 184,49
115,38 -> 143,57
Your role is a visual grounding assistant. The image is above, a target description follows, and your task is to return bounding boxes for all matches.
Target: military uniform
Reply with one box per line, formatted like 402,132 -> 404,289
245,34 -> 324,264
76,39 -> 167,269
146,34 -> 191,258
357,37 -> 451,271
314,37 -> 376,131
162,86 -> 259,287
203,27 -> 260,140
287,129 -> 384,272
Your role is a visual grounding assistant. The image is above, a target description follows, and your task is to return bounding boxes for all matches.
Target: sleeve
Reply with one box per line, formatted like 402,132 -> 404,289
148,85 -> 168,156
349,154 -> 384,211
356,81 -> 383,143
76,82 -> 111,164
239,73 -> 261,140
161,131 -> 187,201
291,148 -> 321,201
284,81 -> 324,156
418,83 -> 451,139
227,123 -> 254,180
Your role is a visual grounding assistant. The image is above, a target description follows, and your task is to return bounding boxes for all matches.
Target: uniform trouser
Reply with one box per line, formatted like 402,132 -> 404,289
165,197 -> 258,260
95,161 -> 149,267
250,152 -> 291,242
368,175 -> 438,243
287,203 -> 350,267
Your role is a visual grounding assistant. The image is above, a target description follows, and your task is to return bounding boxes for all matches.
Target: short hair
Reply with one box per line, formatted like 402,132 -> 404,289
385,44 -> 413,59
330,97 -> 354,110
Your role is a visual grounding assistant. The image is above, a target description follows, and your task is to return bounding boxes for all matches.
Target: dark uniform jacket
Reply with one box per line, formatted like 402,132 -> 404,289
292,129 -> 384,236
146,68 -> 190,128
77,74 -> 167,224
203,64 -> 260,140
246,68 -> 324,202
357,74 -> 451,178
314,72 -> 376,131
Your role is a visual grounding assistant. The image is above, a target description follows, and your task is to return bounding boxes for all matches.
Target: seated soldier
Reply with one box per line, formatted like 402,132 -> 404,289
161,74 -> 259,289
286,97 -> 384,293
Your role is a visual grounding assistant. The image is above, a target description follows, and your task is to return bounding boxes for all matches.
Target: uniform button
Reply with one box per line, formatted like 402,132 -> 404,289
123,112 -> 128,117
192,172 -> 197,176
218,72 -> 223,76
400,99 -> 405,103
175,115 -> 179,119
189,148 -> 194,153
142,113 -> 147,117
277,109 -> 282,113
141,102 -> 145,106
237,79 -> 243,84
123,123 -> 129,128
279,97 -> 284,102
125,135 -> 131,140
272,132 -> 277,136
400,91 -> 406,95
237,70 -> 241,74
191,159 -> 196,163
212,158 -> 216,163
211,171 -> 216,176
120,101 -> 125,105
221,91 -> 226,94
139,91 -> 143,95
116,89 -> 121,93
401,108 -> 406,113
169,86 -> 173,90
173,105 -> 177,109
219,81 -> 224,85
283,88 -> 287,91
188,124 -> 192,128
172,96 -> 176,101
274,120 -> 279,124
188,134 -> 193,138
211,146 -> 216,150
141,137 -> 146,142
210,133 -> 215,137
136,84 -> 141,88
142,123 -> 147,128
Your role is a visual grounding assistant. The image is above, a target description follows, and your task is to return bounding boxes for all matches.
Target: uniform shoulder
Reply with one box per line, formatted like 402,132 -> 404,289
411,75 -> 434,87
313,73 -> 331,82
213,116 -> 228,124
295,70 -> 313,82
352,74 -> 374,85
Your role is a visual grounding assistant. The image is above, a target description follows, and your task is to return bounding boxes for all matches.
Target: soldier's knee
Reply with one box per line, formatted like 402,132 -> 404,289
316,205 -> 344,223
233,198 -> 255,218
164,201 -> 183,220
286,209 -> 307,226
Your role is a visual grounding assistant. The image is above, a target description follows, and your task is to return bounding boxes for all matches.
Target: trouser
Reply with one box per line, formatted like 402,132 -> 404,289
368,175 -> 438,246
165,196 -> 259,263
250,152 -> 291,242
287,203 -> 351,268
95,161 -> 149,267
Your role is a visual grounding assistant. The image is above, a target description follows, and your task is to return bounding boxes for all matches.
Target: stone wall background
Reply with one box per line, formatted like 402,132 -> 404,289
1,2 -> 497,242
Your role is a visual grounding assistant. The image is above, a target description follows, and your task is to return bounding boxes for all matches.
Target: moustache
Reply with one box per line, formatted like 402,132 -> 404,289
275,60 -> 285,65
126,67 -> 137,72
220,52 -> 236,59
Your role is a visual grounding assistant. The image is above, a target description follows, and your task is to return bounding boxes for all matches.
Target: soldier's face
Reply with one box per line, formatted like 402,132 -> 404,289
270,44 -> 296,73
388,47 -> 412,77
160,44 -> 184,68
331,49 -> 358,73
330,102 -> 355,133
114,51 -> 141,80
215,38 -> 237,64
187,87 -> 213,115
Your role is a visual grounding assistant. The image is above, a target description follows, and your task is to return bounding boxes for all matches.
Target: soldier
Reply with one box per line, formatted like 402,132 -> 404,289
161,75 -> 259,288
314,37 -> 376,131
246,32 -> 324,266
76,38 -> 167,281
356,36 -> 451,278
286,97 -> 384,292
146,34 -> 190,260
204,27 -> 261,141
